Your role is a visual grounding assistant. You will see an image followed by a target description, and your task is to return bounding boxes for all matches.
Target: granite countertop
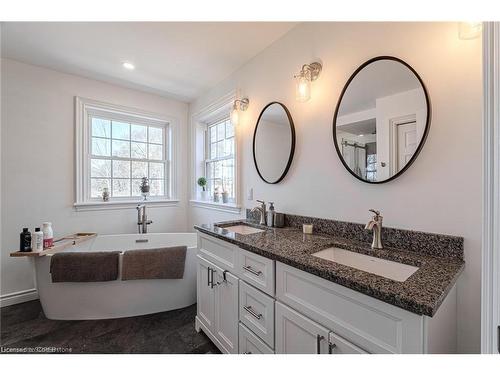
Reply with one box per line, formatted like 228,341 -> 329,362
194,220 -> 465,317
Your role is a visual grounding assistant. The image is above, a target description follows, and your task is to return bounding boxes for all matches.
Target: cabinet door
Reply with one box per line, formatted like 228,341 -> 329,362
196,255 -> 216,333
275,301 -> 330,354
213,266 -> 239,354
328,332 -> 368,354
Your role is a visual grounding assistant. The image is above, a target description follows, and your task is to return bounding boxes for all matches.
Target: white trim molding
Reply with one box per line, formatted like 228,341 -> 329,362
189,199 -> 242,214
481,22 -> 500,354
74,199 -> 180,212
74,97 -> 181,210
0,289 -> 39,308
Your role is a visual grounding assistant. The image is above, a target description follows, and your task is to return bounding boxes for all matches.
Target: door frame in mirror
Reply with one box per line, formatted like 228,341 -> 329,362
332,55 -> 431,184
253,101 -> 296,184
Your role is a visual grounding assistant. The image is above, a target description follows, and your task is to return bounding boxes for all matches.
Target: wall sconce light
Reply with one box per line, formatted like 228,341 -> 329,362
230,98 -> 249,126
458,22 -> 482,40
294,62 -> 322,102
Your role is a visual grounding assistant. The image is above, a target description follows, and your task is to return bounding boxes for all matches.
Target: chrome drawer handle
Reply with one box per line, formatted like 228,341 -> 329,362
243,305 -> 263,320
243,351 -> 252,354
243,265 -> 263,276
316,334 -> 324,354
328,342 -> 336,354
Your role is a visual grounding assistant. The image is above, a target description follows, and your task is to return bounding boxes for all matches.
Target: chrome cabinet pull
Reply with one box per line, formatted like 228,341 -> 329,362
210,268 -> 216,289
328,342 -> 336,354
243,305 -> 262,320
243,351 -> 252,354
316,334 -> 324,354
207,266 -> 211,286
243,265 -> 262,276
208,268 -> 216,289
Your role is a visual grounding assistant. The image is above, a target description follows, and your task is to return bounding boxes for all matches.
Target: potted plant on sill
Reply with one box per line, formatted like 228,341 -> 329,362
197,177 -> 207,201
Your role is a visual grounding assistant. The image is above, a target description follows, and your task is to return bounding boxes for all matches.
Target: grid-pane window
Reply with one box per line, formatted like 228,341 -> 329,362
206,118 -> 235,202
89,116 -> 168,199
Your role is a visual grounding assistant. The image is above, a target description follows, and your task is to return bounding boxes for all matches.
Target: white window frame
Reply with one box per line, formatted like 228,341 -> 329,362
204,117 -> 236,203
190,91 -> 241,213
74,97 -> 179,211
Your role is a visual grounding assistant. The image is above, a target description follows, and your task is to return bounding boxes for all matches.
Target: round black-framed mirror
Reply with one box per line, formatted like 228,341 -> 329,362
253,102 -> 296,184
332,56 -> 431,184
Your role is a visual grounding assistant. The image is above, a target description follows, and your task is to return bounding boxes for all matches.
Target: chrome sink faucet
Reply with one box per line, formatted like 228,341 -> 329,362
251,200 -> 267,226
137,204 -> 153,234
365,209 -> 383,249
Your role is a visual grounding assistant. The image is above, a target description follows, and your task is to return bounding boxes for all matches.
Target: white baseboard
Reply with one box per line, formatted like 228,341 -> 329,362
0,289 -> 39,308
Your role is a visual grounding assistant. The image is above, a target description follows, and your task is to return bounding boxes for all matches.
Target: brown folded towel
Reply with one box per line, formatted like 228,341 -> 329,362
121,246 -> 187,280
50,252 -> 120,283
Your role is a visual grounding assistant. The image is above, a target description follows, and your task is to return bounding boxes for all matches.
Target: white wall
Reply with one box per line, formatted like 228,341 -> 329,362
1,59 -> 189,301
188,22 -> 482,353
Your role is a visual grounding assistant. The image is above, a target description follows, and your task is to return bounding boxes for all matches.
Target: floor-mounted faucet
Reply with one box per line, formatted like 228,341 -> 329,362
251,200 -> 267,226
137,204 -> 153,234
365,209 -> 383,249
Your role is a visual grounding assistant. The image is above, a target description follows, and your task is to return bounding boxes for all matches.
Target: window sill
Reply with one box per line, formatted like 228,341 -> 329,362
74,199 -> 180,212
189,200 -> 242,214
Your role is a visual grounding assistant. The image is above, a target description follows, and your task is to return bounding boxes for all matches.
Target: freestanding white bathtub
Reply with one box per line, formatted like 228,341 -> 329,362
35,233 -> 197,320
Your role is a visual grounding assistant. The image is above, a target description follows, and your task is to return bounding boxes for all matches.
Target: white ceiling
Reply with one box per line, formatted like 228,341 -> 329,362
1,22 -> 297,102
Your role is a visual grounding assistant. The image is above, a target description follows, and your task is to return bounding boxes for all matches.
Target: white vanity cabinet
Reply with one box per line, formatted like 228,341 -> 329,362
195,232 -> 458,355
195,254 -> 239,354
276,262 -> 457,354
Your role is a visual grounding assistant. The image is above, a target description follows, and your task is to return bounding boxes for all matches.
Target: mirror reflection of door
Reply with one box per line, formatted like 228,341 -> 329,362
396,120 -> 417,172
333,57 -> 430,183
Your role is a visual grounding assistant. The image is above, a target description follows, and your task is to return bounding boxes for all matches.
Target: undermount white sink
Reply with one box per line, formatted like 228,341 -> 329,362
223,225 -> 265,235
312,247 -> 419,282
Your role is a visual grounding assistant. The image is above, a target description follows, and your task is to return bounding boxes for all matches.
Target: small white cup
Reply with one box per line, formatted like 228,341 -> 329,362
303,224 -> 313,234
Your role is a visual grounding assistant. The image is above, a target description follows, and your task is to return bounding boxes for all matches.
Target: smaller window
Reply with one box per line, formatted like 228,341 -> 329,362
205,118 -> 235,202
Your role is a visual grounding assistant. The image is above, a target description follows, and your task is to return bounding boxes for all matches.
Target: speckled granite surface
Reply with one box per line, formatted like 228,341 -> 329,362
194,219 -> 464,317
247,210 -> 464,260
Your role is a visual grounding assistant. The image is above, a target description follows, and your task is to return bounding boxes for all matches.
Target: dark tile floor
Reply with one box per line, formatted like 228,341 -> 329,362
0,300 -> 220,354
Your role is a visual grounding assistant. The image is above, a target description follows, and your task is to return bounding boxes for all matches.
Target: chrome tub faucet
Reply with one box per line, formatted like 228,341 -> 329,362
365,209 -> 383,249
137,204 -> 153,234
251,200 -> 267,226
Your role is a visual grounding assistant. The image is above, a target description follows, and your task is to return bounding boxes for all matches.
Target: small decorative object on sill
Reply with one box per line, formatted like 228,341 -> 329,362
221,190 -> 229,204
213,188 -> 220,203
102,187 -> 110,202
140,177 -> 150,201
197,177 -> 207,201
303,224 -> 313,234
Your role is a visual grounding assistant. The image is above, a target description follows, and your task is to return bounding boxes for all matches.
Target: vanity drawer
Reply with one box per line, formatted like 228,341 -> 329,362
237,248 -> 275,296
197,233 -> 238,274
239,280 -> 275,348
239,323 -> 274,354
275,262 -> 424,354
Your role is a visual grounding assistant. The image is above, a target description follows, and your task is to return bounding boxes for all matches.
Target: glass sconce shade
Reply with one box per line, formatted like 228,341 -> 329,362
458,22 -> 482,40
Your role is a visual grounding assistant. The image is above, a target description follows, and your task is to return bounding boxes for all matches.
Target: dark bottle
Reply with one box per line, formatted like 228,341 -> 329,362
20,228 -> 32,252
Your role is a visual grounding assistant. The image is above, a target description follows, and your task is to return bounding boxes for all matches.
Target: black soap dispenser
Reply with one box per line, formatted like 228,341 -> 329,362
20,228 -> 32,252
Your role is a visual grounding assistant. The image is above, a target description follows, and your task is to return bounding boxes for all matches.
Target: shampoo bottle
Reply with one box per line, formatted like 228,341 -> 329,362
42,222 -> 54,249
19,228 -> 32,252
33,228 -> 44,252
